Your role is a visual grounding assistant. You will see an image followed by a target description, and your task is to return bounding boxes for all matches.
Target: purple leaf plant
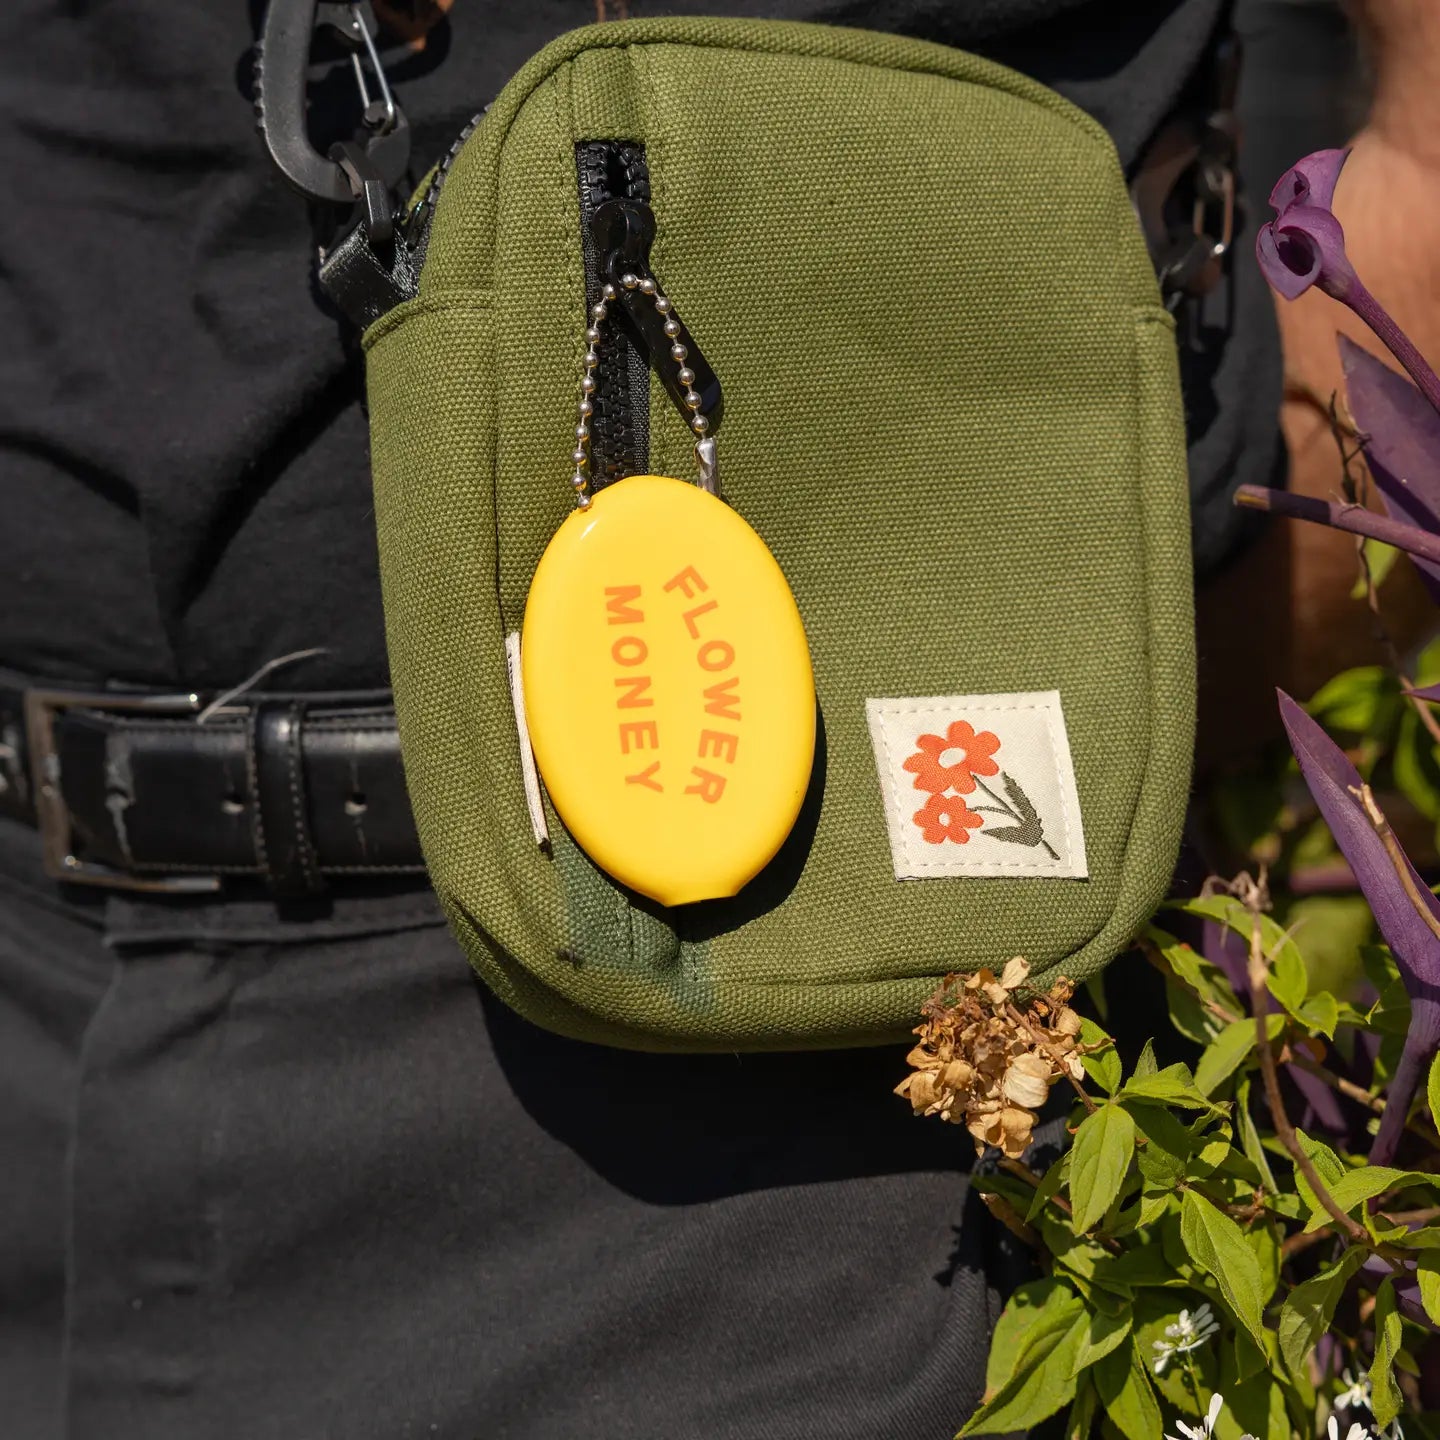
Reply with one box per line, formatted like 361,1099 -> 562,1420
1246,144 -> 1440,1351
1256,149 -> 1440,417
1249,145 -> 1440,1173
1341,335 -> 1440,601
1278,695 -> 1440,1167
1240,149 -> 1440,574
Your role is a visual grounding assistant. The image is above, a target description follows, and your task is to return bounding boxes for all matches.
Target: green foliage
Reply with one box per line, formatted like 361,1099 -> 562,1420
1071,1104 -> 1137,1234
1179,1191 -> 1268,1350
957,895 -> 1440,1438
1369,1281 -> 1404,1429
1276,1249 -> 1367,1378
962,1279 -> 1084,1436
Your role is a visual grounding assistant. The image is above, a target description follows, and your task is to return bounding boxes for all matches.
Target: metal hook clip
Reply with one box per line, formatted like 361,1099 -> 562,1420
254,0 -> 411,217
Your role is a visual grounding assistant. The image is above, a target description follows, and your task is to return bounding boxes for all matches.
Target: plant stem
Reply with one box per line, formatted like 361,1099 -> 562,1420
1343,422 -> 1440,748
1343,276 -> 1440,421
1006,1002 -> 1098,1114
1235,485 -> 1440,567
1290,1054 -> 1440,1148
973,774 -> 1059,860
1288,1055 -> 1387,1116
1245,907 -> 1372,1246
1281,1227 -> 1338,1261
1383,1204 -> 1440,1225
976,1187 -> 1042,1249
1351,782 -> 1440,945
997,1155 -> 1074,1219
1182,1353 -> 1206,1419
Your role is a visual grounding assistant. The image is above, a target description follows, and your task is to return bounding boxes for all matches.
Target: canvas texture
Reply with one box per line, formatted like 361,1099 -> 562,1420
363,17 -> 1195,1050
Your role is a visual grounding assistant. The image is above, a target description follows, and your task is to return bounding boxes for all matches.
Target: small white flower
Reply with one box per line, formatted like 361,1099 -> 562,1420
1335,1371 -> 1372,1413
1152,1304 -> 1221,1373
1167,1393 -> 1226,1440
1329,1417 -> 1375,1440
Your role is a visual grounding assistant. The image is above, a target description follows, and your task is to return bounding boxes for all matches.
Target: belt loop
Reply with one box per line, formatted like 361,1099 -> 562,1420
251,701 -> 325,897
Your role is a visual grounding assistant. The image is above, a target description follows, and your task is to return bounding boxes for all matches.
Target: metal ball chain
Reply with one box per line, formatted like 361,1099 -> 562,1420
570,272 -> 713,511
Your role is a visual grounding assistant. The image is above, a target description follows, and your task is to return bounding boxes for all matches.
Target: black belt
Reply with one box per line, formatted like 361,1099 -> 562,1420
0,672 -> 425,897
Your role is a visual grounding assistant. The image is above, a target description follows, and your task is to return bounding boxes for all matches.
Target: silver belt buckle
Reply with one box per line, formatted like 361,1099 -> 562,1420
22,687 -> 222,894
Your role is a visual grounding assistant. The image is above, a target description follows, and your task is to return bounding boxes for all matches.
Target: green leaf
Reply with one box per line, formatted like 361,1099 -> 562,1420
1069,1306 -> 1133,1378
1247,1219 -> 1282,1297
1147,925 -> 1244,1022
1429,1048 -> 1440,1128
1167,979 -> 1219,1047
1216,1363 -> 1289,1440
1418,1254 -> 1440,1328
1395,703 -> 1440,822
1132,1106 -> 1196,1190
1388,1224 -> 1440,1250
1276,1247 -> 1367,1377
1195,1016 -> 1283,1097
1236,1079 -> 1278,1195
968,1279 -> 1084,1435
1179,1191 -> 1268,1351
1026,1153 -> 1069,1224
1093,1340 -> 1162,1440
1037,1212 -> 1121,1297
1093,1245 -> 1193,1292
1064,1378 -> 1098,1440
983,1278 -> 1065,1394
1134,1040 -> 1158,1080
1078,1017 -> 1122,1095
1071,1103 -> 1137,1234
1306,663 -> 1399,735
1265,939 -> 1308,1019
1301,1165 -> 1439,1231
1137,1187 -> 1172,1228
1189,1123 -> 1234,1179
1295,991 -> 1339,1040
1361,942 -> 1402,995
1291,1130 -> 1349,1224
1120,1063 -> 1224,1114
1370,1279 -> 1404,1430
1168,897 -> 1306,1011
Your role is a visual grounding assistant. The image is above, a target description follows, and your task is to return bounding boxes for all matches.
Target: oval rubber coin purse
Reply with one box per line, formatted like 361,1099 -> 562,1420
522,472 -> 816,906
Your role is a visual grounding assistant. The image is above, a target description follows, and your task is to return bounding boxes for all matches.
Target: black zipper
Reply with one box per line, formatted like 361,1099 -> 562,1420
394,130 -> 720,486
401,106 -> 489,269
576,141 -> 652,490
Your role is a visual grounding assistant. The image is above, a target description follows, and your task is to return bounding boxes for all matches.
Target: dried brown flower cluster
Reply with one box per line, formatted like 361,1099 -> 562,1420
894,957 -> 1086,1159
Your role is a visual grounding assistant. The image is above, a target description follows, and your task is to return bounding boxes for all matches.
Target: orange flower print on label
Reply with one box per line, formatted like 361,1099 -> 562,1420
913,793 -> 985,845
866,693 -> 1089,881
902,720 -> 1001,795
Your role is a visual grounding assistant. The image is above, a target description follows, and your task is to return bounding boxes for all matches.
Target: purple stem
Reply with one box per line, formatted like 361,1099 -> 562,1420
1338,275 -> 1440,422
1370,994 -> 1440,1167
1234,485 -> 1440,564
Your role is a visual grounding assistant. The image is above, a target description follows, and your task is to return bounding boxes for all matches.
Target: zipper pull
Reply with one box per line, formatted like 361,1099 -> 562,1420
589,199 -> 724,435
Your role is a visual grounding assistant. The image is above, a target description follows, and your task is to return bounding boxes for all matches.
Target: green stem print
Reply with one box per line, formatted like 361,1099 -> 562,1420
972,774 -> 1059,861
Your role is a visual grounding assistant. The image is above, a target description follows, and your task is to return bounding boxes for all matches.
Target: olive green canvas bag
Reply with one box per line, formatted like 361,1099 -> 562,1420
357,17 -> 1195,1050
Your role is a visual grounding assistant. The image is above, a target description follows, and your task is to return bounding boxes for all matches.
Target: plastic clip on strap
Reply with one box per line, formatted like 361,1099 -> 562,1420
254,0 -> 410,241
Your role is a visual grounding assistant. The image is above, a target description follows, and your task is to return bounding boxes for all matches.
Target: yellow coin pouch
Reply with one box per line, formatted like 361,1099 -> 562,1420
522,474 -> 816,906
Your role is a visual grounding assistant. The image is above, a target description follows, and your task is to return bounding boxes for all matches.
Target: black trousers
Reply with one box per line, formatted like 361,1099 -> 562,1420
0,819 -> 1021,1438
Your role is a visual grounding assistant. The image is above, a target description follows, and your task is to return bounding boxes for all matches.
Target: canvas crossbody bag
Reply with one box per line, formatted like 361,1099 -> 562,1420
260,11 -> 1201,1050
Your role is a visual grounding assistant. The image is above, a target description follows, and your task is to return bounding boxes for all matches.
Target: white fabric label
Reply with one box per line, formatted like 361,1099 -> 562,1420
505,631 -> 550,849
865,691 -> 1087,881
